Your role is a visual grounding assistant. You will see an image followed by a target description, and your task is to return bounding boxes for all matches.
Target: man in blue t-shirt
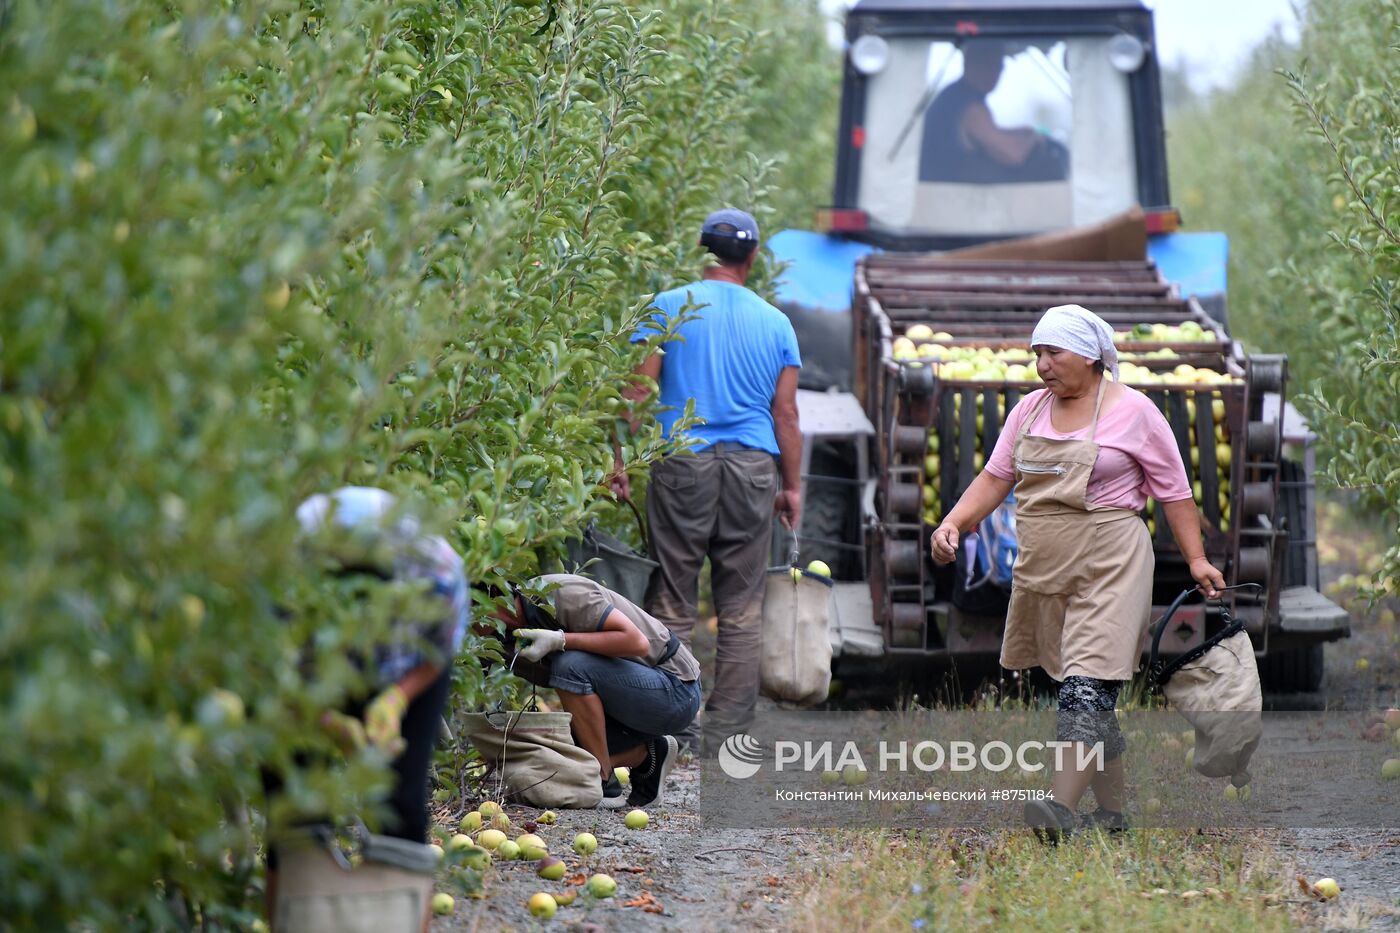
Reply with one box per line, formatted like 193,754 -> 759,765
617,208 -> 801,752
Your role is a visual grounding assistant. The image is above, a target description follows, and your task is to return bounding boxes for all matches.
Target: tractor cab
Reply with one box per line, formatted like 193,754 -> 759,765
827,0 -> 1173,250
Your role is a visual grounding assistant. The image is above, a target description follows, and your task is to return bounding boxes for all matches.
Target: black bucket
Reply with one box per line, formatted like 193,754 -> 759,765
564,498 -> 658,607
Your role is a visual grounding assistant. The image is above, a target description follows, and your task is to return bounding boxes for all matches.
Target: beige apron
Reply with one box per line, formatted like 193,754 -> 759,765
1000,381 -> 1154,681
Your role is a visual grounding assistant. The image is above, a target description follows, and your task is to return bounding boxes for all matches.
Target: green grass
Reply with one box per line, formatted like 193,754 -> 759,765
788,828 -> 1306,932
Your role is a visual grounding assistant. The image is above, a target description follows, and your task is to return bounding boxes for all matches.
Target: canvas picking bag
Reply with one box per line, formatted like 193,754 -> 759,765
272,825 -> 437,933
457,710 -> 603,808
1149,586 -> 1264,786
759,560 -> 834,707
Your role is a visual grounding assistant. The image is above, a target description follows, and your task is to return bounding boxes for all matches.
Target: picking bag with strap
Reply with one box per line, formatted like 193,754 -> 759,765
457,710 -> 603,809
759,557 -> 834,708
1149,586 -> 1263,787
272,825 -> 437,933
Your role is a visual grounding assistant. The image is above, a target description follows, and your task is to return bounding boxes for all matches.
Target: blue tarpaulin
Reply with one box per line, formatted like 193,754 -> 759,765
769,228 -> 1230,311
1147,231 -> 1229,298
770,229 -> 879,312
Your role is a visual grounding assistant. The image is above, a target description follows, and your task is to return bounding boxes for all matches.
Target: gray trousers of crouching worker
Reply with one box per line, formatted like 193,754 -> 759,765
645,444 -> 777,748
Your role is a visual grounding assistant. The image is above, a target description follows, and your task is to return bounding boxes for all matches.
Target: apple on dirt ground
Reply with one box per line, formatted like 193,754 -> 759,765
1313,878 -> 1340,899
528,892 -> 558,919
477,829 -> 507,850
431,892 -> 455,915
588,873 -> 617,898
573,832 -> 598,855
625,808 -> 649,829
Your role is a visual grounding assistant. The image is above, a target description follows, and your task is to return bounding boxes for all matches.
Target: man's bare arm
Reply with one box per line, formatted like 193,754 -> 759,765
771,365 -> 802,531
960,103 -> 1040,166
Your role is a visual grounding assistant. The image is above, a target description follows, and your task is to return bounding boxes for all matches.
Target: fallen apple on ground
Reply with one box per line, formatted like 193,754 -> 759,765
1224,783 -> 1251,801
573,832 -> 598,855
537,855 -> 567,880
528,892 -> 558,919
429,843 -> 445,861
1385,708 -> 1400,730
477,829 -> 507,850
1313,878 -> 1340,899
446,833 -> 474,853
460,811 -> 483,832
538,810 -> 558,824
516,833 -> 546,851
625,808 -> 649,829
588,873 -> 617,898
495,839 -> 521,861
1382,759 -> 1400,780
478,801 -> 503,819
431,892 -> 455,915
460,846 -> 491,871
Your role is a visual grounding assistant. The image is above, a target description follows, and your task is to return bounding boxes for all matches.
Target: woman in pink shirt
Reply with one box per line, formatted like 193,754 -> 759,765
930,304 -> 1226,843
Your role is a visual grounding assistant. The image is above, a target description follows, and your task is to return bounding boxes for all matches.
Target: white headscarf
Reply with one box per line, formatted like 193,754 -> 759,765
1030,304 -> 1119,380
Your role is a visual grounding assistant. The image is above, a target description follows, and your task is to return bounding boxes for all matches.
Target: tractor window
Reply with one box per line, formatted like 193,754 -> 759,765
856,36 -> 1138,238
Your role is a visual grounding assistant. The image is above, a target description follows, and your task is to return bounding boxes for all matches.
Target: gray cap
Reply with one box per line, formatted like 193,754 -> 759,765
701,208 -> 759,243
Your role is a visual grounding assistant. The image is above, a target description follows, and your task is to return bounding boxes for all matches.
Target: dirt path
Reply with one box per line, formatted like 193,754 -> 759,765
1278,505 -> 1400,928
434,762 -> 809,932
436,500 -> 1397,929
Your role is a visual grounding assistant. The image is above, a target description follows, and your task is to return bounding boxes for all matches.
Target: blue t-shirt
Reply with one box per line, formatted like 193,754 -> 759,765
633,280 -> 801,454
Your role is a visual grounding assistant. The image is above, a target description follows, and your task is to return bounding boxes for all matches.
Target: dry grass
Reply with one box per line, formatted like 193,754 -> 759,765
786,828 -> 1313,932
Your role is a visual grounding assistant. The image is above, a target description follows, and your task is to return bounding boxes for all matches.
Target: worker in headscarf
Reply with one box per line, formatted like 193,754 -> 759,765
930,304 -> 1226,843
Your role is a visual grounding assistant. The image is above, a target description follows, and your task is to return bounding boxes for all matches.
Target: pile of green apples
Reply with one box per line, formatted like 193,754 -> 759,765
916,381 -> 1233,532
891,323 -> 1241,386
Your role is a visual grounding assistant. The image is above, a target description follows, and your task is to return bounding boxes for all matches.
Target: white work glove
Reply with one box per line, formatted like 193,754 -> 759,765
514,628 -> 566,662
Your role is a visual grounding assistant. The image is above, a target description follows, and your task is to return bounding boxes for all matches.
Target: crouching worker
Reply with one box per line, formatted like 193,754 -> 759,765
494,573 -> 701,809
266,486 -> 468,928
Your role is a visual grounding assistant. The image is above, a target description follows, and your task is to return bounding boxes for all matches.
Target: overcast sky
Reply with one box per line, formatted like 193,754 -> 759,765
823,0 -> 1304,94
1146,0 -> 1301,91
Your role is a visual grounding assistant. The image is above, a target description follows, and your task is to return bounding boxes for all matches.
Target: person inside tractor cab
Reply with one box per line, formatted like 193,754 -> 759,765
919,40 -> 1069,185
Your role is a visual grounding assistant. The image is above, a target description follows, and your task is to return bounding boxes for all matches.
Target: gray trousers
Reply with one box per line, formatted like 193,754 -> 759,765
645,445 -> 777,743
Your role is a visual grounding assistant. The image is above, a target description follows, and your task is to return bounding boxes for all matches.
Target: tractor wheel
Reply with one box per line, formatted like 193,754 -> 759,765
1259,643 -> 1324,694
800,479 -> 851,578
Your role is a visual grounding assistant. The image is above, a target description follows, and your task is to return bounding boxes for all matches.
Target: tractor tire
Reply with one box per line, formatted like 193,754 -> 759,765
800,479 -> 851,579
1259,643 -> 1324,694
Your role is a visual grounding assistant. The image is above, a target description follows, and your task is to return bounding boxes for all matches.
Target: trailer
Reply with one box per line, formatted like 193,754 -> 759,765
771,0 -> 1348,693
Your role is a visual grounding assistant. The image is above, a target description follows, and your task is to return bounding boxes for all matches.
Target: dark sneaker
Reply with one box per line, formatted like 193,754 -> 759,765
627,735 -> 678,809
1024,798 -> 1077,845
597,773 -> 628,810
1081,807 -> 1129,835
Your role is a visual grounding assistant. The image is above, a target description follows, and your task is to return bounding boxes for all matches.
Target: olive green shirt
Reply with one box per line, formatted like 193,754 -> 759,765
532,573 -> 700,682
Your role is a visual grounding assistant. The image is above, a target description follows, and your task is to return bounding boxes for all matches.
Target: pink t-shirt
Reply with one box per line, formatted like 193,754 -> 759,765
984,387 -> 1192,510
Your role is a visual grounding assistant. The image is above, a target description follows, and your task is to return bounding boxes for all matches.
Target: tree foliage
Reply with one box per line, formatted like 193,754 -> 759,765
0,0 -> 837,925
1166,0 -> 1399,593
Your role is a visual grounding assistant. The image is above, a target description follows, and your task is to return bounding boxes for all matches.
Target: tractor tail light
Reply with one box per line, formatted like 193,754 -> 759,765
1144,208 -> 1182,234
815,208 -> 869,233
